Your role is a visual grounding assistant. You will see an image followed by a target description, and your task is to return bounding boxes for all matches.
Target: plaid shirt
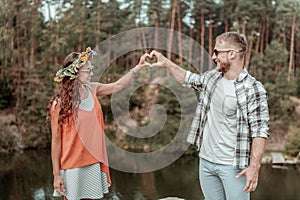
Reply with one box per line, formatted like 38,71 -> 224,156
183,68 -> 269,169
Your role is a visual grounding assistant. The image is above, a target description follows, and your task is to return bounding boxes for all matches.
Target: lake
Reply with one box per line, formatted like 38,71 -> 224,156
0,150 -> 299,200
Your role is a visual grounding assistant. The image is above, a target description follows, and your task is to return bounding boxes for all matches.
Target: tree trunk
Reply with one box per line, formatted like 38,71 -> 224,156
265,16 -> 270,46
283,28 -> 287,50
167,0 -> 177,59
255,30 -> 260,54
107,27 -> 112,67
235,0 -> 240,32
246,29 -> 255,68
177,1 -> 182,65
207,14 -> 214,70
95,0 -> 101,46
200,10 -> 205,48
225,8 -> 229,32
188,28 -> 193,67
78,0 -> 87,51
260,20 -> 265,58
208,14 -> 213,59
195,23 -> 199,43
242,18 -> 246,35
200,10 -> 205,70
30,0 -> 39,68
55,18 -> 60,66
140,28 -> 147,49
154,14 -> 159,49
288,11 -> 296,81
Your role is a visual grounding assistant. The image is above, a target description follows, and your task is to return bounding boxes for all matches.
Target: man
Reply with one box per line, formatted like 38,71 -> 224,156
150,32 -> 269,200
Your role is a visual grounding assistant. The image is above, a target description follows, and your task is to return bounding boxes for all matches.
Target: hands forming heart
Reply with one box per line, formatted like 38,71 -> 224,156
137,50 -> 168,68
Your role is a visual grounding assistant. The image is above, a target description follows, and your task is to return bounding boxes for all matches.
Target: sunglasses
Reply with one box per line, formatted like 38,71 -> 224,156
213,49 -> 242,56
80,66 -> 94,74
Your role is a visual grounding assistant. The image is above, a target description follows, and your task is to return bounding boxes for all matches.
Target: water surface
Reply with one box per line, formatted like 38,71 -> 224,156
0,150 -> 299,200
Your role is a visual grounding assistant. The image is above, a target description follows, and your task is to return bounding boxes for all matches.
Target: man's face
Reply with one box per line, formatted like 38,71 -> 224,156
212,40 -> 231,73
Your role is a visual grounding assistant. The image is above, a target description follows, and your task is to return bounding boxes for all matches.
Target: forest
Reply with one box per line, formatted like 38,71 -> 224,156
0,0 -> 300,157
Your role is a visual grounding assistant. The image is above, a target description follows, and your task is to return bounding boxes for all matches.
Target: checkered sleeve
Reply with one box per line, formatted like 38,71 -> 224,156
182,71 -> 203,91
247,81 -> 270,138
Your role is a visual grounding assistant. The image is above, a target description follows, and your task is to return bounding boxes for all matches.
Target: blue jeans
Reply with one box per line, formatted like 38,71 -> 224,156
199,158 -> 250,200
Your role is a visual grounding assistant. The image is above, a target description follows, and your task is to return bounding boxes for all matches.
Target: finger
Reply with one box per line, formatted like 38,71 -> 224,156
151,62 -> 163,68
61,182 -> 66,193
54,186 -> 59,191
139,53 -> 151,65
140,62 -> 151,67
243,180 -> 256,193
244,185 -> 255,193
243,182 -> 251,192
150,50 -> 159,58
250,182 -> 257,192
55,186 -> 64,195
150,50 -> 156,55
236,170 -> 245,178
142,53 -> 151,59
144,52 -> 151,57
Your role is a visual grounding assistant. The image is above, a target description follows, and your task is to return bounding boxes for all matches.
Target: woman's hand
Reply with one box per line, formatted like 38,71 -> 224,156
53,174 -> 66,195
137,53 -> 151,68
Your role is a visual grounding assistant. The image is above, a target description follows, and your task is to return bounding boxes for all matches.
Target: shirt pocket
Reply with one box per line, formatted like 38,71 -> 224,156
222,95 -> 237,117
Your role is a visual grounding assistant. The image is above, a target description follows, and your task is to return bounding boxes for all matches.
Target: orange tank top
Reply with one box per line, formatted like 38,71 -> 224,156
58,91 -> 111,185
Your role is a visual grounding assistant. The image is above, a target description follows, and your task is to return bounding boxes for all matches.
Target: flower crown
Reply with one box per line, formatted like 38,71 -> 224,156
54,47 -> 96,82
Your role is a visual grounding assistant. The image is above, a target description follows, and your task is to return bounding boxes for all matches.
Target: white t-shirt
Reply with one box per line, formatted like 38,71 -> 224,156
200,77 -> 238,165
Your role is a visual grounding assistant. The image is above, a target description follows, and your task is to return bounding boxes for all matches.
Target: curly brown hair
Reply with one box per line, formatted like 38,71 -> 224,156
48,52 -> 81,125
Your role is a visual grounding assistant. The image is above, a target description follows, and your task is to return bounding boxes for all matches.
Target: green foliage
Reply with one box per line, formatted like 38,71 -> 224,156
250,41 -> 297,121
0,122 -> 18,152
1,0 -> 300,152
285,125 -> 300,157
100,97 -> 114,123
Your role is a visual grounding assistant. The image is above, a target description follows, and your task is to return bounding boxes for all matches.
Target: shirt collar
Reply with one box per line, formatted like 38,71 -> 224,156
235,67 -> 248,82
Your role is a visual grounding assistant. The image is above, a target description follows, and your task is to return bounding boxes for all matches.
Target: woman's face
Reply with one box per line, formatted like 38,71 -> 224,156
78,61 -> 94,84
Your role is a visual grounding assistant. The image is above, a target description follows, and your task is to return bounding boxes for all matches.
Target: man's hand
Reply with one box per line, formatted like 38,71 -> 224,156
149,50 -> 169,67
54,174 -> 66,195
236,165 -> 260,193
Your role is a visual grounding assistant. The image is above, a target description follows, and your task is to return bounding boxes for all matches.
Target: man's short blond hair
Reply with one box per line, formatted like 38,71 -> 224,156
216,32 -> 248,56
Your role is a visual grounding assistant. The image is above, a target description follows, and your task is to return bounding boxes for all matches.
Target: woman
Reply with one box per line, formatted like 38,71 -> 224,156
49,47 -> 150,200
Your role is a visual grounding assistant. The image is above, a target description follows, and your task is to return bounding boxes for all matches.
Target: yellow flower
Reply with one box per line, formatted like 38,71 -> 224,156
54,77 -> 63,82
80,55 -> 88,62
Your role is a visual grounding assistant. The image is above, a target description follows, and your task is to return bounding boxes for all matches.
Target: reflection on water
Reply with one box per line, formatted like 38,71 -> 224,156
0,150 -> 53,200
0,150 -> 299,200
109,156 -> 203,200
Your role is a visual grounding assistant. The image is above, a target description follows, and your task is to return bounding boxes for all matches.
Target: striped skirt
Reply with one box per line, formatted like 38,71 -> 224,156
53,162 -> 110,200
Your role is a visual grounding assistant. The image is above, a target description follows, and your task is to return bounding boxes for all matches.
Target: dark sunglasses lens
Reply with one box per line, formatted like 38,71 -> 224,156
213,49 -> 218,56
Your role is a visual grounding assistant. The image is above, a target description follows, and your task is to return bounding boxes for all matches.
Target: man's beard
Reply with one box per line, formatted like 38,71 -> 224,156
216,61 -> 230,73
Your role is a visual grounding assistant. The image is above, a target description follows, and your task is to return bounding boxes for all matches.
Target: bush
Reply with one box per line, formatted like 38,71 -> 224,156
0,122 -> 18,152
285,125 -> 300,157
